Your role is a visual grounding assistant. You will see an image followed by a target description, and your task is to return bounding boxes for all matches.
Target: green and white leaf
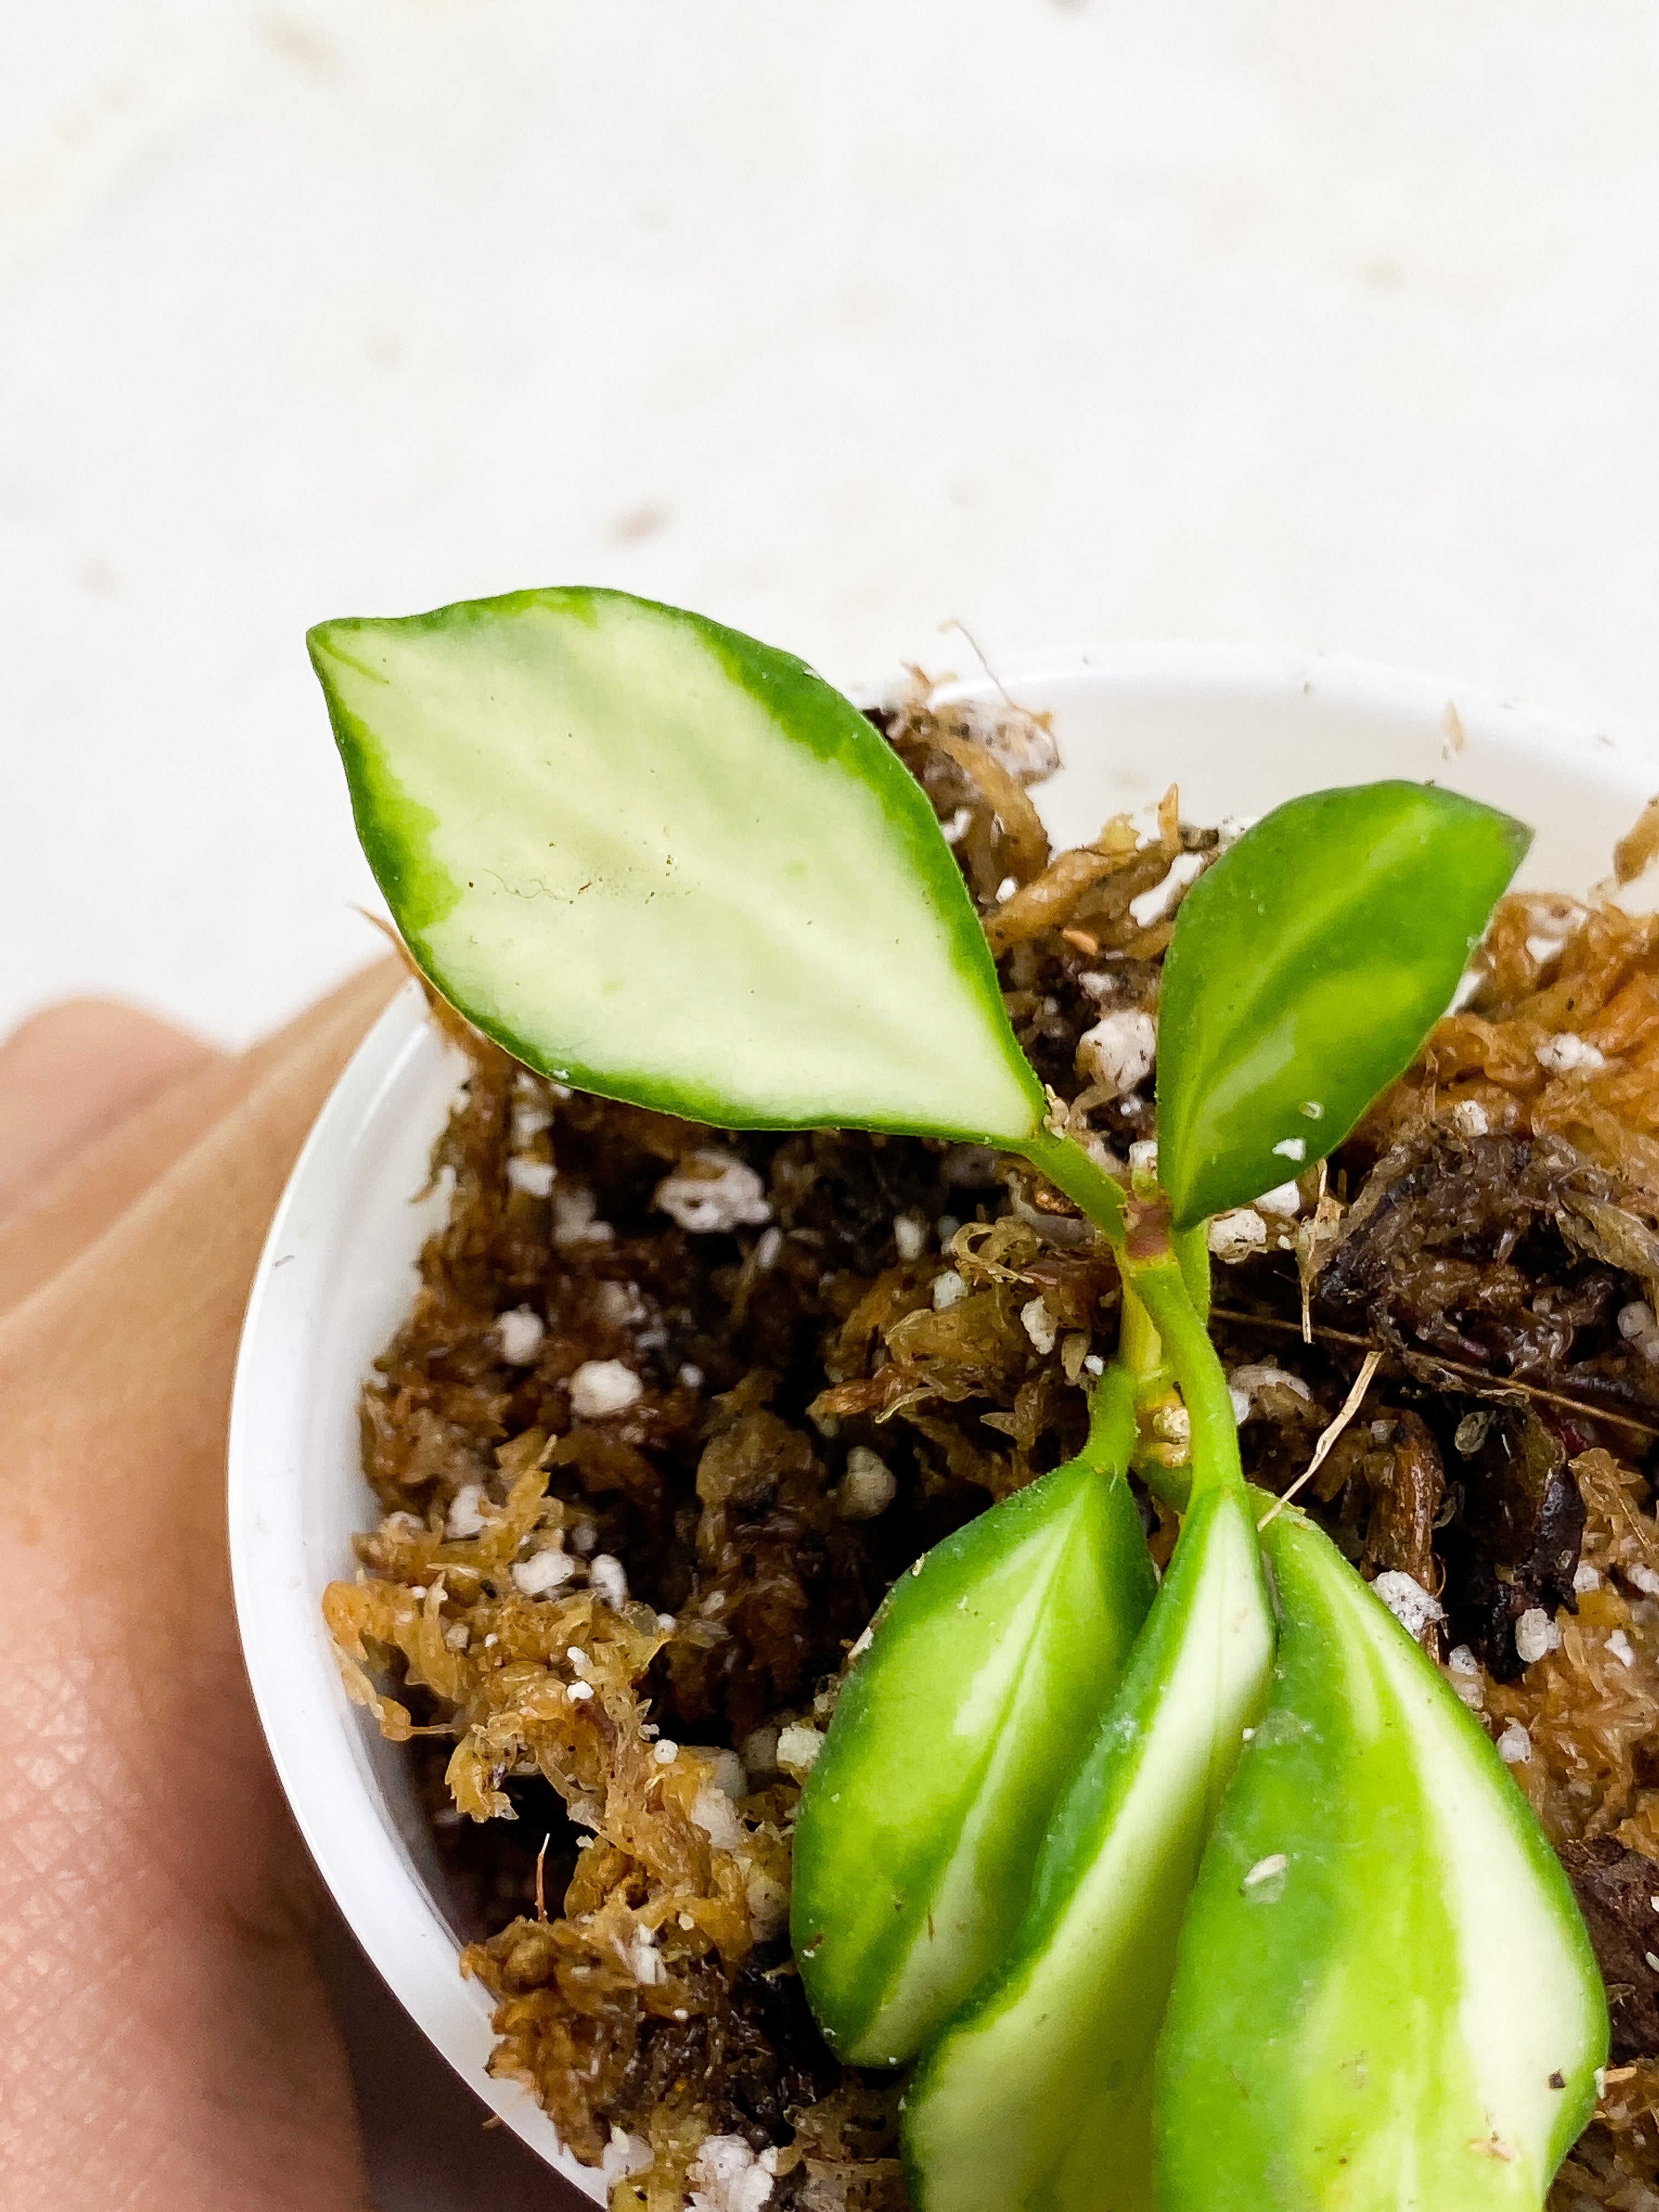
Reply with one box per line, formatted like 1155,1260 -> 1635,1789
1154,1506 -> 1607,2212
901,1479 -> 1275,2212
311,587 -> 1046,1141
793,1369 -> 1156,2067
1155,782 -> 1531,1227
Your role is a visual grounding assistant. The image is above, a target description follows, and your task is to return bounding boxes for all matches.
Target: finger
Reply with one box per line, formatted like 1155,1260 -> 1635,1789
0,967 -> 404,2212
0,963 -> 402,1318
0,997 -> 217,1218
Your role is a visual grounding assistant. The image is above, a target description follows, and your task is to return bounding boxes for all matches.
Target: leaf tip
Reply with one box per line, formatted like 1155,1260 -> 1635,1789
304,614 -> 343,669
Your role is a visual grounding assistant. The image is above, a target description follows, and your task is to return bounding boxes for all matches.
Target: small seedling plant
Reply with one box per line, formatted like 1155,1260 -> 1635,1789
314,586 -> 1609,2211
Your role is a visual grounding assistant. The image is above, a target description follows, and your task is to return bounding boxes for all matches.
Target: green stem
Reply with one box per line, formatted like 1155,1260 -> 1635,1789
1119,1277 -> 1193,1506
1118,1278 -> 1163,1387
1081,1356 -> 1139,1474
1130,1256 -> 1242,1500
1018,1128 -> 1128,1251
1022,1126 -> 1234,1508
1135,1447 -> 1193,1514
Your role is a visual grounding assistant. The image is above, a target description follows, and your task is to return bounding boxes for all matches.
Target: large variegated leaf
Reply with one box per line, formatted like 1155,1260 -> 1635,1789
901,1479 -> 1274,2212
1154,1508 -> 1605,2210
311,588 -> 1046,1141
793,1369 -> 1156,2067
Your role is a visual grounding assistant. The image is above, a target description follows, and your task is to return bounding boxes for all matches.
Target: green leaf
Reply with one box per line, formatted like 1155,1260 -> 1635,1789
310,587 -> 1046,1142
1155,782 -> 1531,1227
793,1368 -> 1156,2067
1154,1507 -> 1606,2211
900,1478 -> 1274,2212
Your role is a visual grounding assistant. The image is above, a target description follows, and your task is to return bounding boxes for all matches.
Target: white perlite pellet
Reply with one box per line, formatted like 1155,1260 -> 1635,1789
495,1305 -> 545,1364
1227,1363 -> 1313,1424
745,1865 -> 789,1942
512,1548 -> 576,1598
754,1226 -> 783,1269
932,1268 -> 968,1311
588,1553 -> 628,1610
445,1482 -> 487,1539
836,1446 -> 896,1520
1372,1571 -> 1446,1641
1575,1562 -> 1602,1594
505,1154 -> 556,1198
1127,850 -> 1204,927
653,1151 -> 773,1234
1208,1208 -> 1268,1262
690,1782 -> 744,1853
688,2133 -> 774,2212
1020,1295 -> 1058,1355
1497,1721 -> 1533,1765
1515,1607 -> 1561,1666
569,1359 -> 644,1419
893,1212 -> 927,1262
776,1723 -> 824,1779
1075,1008 -> 1156,1097
1254,1179 -> 1301,1220
1451,1098 -> 1491,1139
1608,1628 -> 1637,1669
552,1184 -> 613,1246
511,1099 -> 552,1147
1446,1644 -> 1486,1709
1535,1032 -> 1607,1074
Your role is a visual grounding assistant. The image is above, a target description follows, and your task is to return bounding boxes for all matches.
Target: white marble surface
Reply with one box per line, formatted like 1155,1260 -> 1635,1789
8,0 -> 1659,1048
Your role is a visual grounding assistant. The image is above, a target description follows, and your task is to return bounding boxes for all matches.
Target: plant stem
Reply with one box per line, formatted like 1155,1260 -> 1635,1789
1081,1356 -> 1139,1474
1023,1126 -> 1237,1506
1018,1128 -> 1128,1247
1118,1277 -> 1196,1507
1130,1256 -> 1243,1500
1118,1278 -> 1163,1386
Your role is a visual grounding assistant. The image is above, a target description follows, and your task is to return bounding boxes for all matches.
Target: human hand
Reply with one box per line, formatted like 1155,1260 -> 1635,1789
0,970 -> 398,2212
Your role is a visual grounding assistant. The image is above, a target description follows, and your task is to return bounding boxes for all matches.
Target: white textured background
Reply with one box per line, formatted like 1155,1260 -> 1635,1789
7,0 -> 1659,1049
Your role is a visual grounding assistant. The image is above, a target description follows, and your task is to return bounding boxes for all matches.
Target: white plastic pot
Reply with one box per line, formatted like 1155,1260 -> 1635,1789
228,642 -> 1659,2198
